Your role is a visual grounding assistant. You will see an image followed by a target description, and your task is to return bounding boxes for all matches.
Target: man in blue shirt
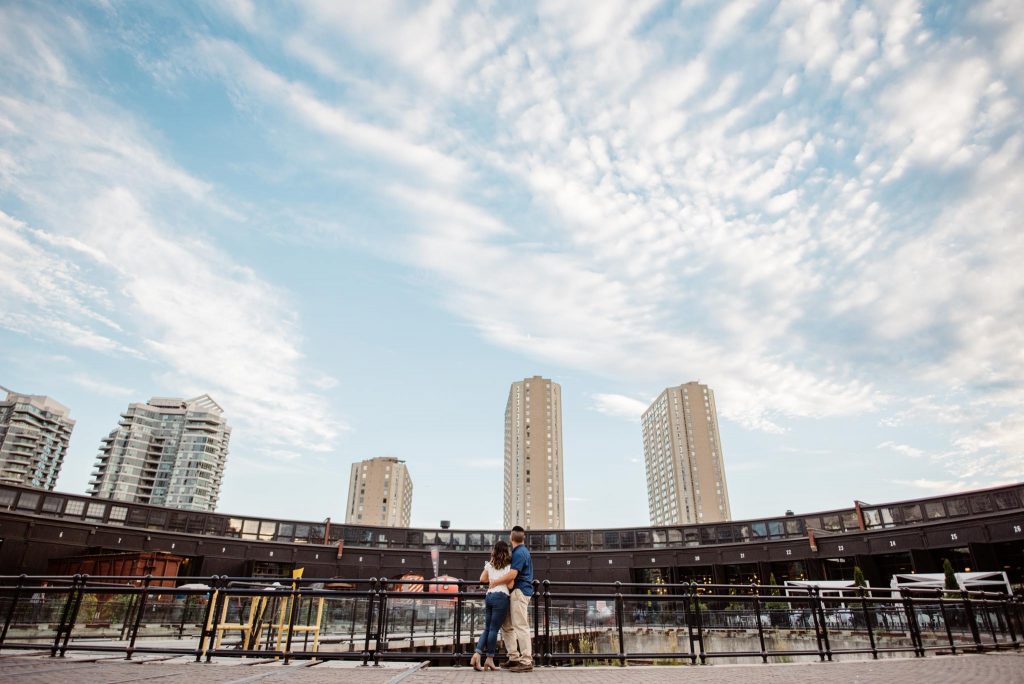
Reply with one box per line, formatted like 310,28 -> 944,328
499,525 -> 534,671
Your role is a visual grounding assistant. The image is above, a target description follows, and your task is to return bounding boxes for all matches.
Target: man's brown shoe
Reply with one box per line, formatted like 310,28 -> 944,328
508,661 -> 534,672
500,659 -> 518,669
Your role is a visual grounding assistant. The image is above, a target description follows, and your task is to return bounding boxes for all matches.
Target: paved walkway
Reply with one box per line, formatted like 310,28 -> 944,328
1,652 -> 1022,684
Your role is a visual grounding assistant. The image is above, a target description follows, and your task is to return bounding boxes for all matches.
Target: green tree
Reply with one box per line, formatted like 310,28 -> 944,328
943,558 -> 959,596
764,573 -> 788,622
853,566 -> 866,589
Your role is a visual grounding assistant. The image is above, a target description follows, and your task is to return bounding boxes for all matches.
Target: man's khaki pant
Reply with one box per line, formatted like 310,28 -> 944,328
500,589 -> 532,663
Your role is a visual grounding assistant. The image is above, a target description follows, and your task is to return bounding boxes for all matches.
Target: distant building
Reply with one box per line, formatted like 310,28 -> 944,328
0,386 -> 75,490
346,456 -> 413,527
89,395 -> 230,511
504,376 -> 565,530
642,382 -> 731,525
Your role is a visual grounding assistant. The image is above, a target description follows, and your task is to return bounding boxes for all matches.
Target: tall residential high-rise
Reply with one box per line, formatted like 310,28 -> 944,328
345,457 -> 413,527
0,386 -> 75,490
641,382 -> 731,525
503,376 -> 564,530
89,395 -> 230,511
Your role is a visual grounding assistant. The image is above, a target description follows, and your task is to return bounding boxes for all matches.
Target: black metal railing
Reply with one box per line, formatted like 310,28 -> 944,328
1,575 -> 1020,666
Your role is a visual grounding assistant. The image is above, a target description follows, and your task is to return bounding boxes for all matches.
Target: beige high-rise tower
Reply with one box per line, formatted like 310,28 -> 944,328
503,376 -> 564,530
641,382 -> 731,525
345,456 -> 413,527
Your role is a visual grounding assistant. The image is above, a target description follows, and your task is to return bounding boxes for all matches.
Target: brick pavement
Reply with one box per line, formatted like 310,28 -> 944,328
0,652 -> 1022,683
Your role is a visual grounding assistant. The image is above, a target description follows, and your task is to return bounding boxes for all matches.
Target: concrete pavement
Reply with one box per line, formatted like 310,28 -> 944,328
1,652 -> 1022,683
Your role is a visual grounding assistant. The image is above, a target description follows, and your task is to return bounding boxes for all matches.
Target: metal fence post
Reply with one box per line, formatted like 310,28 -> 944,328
936,588 -> 956,655
614,581 -> 626,667
373,579 -> 389,666
1001,592 -> 1018,648
408,598 -> 417,649
125,575 -> 152,660
809,585 -> 826,662
195,576 -> 220,663
0,574 -> 26,651
859,584 -> 878,659
59,574 -> 88,657
901,594 -> 923,657
361,578 -> 378,666
532,579 -> 540,666
542,579 -> 551,667
690,582 -> 706,665
453,580 -> 464,666
961,589 -> 983,652
50,575 -> 80,657
751,582 -> 767,664
205,578 -> 227,663
682,585 -> 696,665
349,595 -> 358,647
283,581 -> 301,663
980,593 -> 999,648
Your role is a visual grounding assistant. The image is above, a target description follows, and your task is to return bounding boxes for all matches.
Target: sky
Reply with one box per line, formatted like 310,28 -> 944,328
1,0 -> 1022,531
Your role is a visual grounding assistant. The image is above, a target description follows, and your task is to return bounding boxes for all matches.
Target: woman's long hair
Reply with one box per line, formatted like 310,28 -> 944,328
490,540 -> 511,569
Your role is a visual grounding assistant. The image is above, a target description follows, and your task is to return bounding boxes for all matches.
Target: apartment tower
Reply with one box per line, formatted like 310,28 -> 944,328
345,456 -> 413,527
503,376 -> 564,529
0,386 -> 75,490
89,395 -> 230,511
642,382 -> 731,525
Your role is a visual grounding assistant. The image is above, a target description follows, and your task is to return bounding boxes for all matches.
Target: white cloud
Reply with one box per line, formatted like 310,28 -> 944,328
877,441 -> 925,459
194,38 -> 465,186
0,14 -> 345,459
776,0 -> 842,72
79,188 -> 345,453
879,58 -> 992,169
707,1 -> 756,48
892,478 -> 983,494
71,373 -> 134,398
590,393 -> 650,421
0,211 -> 136,356
5,0 -> 1023,502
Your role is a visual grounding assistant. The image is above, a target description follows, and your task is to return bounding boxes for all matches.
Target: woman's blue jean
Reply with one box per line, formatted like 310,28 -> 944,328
475,591 -> 510,657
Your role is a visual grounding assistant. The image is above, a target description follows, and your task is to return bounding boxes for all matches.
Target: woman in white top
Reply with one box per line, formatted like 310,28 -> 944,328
470,540 -> 517,671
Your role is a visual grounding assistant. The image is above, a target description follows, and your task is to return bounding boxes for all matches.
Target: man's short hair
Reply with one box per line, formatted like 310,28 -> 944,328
511,526 -> 525,544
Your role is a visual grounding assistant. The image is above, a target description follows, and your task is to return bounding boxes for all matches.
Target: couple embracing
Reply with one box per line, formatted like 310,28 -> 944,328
470,525 -> 534,673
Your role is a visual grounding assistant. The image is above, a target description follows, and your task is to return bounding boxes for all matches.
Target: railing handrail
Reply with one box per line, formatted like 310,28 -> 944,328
1,574 -> 1020,667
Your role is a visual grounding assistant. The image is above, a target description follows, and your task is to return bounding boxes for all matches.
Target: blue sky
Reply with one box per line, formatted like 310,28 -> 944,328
1,1 -> 1022,530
